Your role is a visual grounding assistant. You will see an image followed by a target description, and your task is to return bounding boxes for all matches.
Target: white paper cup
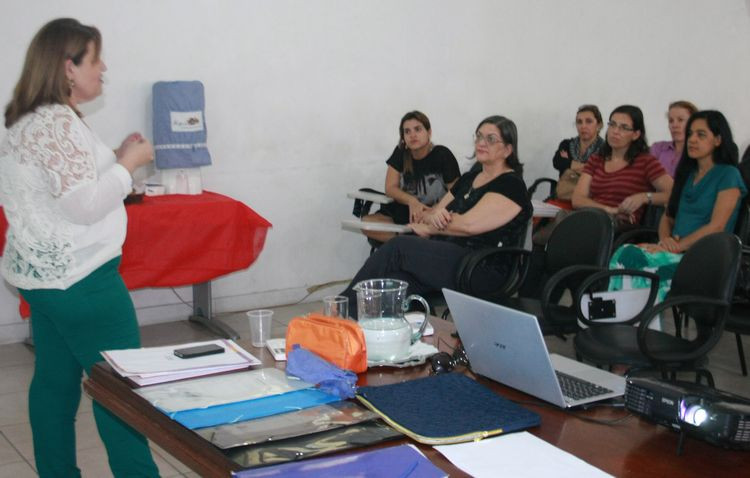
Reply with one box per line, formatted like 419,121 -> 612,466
323,295 -> 349,319
247,309 -> 273,347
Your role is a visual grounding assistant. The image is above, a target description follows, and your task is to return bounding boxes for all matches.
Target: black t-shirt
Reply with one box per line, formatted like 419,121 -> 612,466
386,145 -> 460,206
445,170 -> 531,248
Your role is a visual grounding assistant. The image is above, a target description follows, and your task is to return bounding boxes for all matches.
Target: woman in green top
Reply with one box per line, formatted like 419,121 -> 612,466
610,110 -> 747,300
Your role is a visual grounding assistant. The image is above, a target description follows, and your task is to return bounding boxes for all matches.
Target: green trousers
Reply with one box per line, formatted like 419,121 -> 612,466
20,257 -> 159,478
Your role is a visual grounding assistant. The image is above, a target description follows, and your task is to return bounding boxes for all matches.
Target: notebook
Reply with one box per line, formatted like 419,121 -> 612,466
443,289 -> 625,408
357,372 -> 540,444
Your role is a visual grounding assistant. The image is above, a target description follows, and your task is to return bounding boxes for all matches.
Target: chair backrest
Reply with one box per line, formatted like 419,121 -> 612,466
669,232 -> 742,305
639,204 -> 664,229
733,200 -> 750,245
545,209 -> 614,274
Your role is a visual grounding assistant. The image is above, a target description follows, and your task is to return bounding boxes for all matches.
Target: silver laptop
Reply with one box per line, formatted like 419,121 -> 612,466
443,288 -> 625,408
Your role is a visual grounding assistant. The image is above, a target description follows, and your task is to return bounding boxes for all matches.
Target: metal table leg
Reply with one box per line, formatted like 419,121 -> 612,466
188,282 -> 239,339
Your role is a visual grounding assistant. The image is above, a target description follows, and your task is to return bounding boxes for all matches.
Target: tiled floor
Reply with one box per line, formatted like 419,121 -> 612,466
0,302 -> 319,478
0,302 -> 748,477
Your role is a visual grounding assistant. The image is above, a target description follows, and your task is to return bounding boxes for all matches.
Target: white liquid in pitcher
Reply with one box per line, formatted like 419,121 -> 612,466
360,318 -> 411,362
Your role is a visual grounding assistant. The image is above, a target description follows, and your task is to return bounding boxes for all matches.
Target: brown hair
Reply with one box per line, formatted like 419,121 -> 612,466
668,100 -> 698,116
577,104 -> 603,125
4,18 -> 101,128
398,111 -> 431,175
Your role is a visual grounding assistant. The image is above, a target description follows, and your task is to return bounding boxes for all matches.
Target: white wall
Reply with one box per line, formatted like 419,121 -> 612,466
1,0 -> 749,343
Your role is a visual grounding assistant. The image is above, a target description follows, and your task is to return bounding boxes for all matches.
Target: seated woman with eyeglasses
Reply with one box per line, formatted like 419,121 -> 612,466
362,111 -> 460,244
571,105 -> 673,228
610,110 -> 747,300
341,116 -> 532,318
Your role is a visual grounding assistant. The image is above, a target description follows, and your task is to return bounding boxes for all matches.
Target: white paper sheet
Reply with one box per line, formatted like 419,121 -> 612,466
101,339 -> 260,376
434,432 -> 612,478
341,219 -> 412,233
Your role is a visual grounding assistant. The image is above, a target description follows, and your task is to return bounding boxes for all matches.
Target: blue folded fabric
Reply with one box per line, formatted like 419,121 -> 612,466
152,80 -> 212,169
231,444 -> 445,478
163,388 -> 340,429
286,345 -> 358,399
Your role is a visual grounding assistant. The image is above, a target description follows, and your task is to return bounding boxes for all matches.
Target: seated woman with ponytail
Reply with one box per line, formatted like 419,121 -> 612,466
610,110 -> 747,300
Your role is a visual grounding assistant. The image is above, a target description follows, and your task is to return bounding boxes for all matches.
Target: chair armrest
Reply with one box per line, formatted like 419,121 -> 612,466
528,177 -> 558,199
612,227 -> 658,250
456,247 -> 531,300
636,295 -> 730,364
573,268 -> 660,327
539,265 -> 605,325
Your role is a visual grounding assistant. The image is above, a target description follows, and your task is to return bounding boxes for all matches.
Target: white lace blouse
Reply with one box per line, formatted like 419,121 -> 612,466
0,104 -> 132,290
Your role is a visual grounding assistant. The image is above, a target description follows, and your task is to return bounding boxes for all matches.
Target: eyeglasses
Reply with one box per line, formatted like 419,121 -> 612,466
429,342 -> 470,374
473,132 -> 504,145
607,121 -> 635,132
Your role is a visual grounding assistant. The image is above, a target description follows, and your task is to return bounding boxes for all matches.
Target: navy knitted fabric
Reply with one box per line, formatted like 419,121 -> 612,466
357,373 -> 540,439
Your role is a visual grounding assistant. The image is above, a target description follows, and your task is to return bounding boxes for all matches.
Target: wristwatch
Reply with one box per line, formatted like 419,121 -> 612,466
646,192 -> 653,205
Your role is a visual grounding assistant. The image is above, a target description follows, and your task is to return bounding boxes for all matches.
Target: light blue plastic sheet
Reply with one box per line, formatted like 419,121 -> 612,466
164,388 -> 340,429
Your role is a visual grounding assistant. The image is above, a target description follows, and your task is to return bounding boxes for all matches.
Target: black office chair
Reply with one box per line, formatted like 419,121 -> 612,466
726,298 -> 750,376
573,232 -> 742,387
724,202 -> 750,376
527,177 -> 558,202
725,147 -> 750,375
423,216 -> 532,319
609,204 -> 666,251
452,217 -> 532,302
497,208 -> 615,337
350,188 -> 389,253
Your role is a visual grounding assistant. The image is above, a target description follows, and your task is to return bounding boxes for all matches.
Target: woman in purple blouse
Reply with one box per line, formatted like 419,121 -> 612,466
650,100 -> 698,177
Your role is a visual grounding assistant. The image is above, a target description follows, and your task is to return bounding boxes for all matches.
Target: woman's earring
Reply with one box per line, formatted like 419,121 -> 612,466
69,79 -> 75,89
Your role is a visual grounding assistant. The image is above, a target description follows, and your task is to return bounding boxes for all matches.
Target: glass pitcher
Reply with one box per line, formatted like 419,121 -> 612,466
353,279 -> 431,362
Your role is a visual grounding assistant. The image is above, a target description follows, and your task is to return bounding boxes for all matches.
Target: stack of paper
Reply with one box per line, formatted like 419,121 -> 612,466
101,339 -> 261,386
532,199 -> 562,218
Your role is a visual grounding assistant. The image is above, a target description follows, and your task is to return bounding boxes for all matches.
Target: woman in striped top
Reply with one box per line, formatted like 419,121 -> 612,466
572,105 -> 673,228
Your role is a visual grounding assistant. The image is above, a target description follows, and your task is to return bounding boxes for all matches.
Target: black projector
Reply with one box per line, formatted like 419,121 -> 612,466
625,376 -> 750,450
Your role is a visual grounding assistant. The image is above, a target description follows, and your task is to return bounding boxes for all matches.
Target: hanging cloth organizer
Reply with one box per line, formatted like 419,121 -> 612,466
152,80 -> 212,169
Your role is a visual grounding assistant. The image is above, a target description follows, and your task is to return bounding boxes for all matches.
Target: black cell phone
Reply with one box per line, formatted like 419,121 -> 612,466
173,344 -> 225,359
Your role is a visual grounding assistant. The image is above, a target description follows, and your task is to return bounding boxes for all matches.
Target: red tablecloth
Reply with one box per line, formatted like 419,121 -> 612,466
0,191 -> 272,318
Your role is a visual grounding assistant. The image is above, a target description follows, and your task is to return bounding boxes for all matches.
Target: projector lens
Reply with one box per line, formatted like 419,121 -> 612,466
682,405 -> 708,426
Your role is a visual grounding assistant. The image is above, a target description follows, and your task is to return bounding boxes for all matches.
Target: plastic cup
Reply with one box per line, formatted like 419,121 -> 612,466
247,309 -> 273,347
323,295 -> 349,319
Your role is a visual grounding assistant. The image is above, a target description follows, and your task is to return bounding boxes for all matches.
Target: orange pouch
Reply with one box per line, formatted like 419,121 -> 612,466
285,313 -> 367,373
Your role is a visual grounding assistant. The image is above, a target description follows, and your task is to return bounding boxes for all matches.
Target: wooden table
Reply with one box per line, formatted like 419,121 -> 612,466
83,318 -> 748,477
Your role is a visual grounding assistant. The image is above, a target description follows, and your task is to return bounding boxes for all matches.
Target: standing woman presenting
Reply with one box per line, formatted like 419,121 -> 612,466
0,19 -> 159,476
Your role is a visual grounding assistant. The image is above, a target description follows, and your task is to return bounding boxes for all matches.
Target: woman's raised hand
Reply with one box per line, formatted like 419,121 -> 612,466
116,134 -> 154,174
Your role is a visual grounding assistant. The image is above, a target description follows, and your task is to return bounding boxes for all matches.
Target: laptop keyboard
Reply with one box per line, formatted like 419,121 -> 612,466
555,370 -> 613,401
